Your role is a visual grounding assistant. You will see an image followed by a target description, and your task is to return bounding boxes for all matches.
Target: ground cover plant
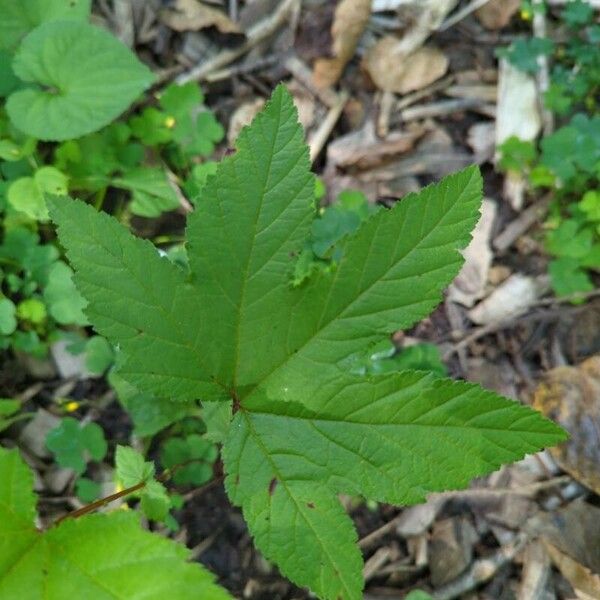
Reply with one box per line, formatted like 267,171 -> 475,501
498,0 -> 600,297
0,1 -> 223,365
36,85 -> 568,600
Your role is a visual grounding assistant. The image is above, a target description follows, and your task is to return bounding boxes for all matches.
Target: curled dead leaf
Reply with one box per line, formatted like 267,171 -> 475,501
313,0 -> 372,88
532,356 -> 600,496
364,38 -> 449,94
160,0 -> 241,34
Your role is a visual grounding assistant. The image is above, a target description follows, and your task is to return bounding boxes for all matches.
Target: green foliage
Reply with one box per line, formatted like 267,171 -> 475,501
109,371 -> 193,437
498,2 -> 600,300
46,417 -> 107,474
115,445 -> 170,522
0,398 -> 28,432
50,86 -> 566,600
0,446 -> 231,599
161,434 -> 218,486
0,226 -> 88,356
563,0 -> 594,26
496,37 -> 554,73
0,0 -> 90,51
6,21 -> 154,140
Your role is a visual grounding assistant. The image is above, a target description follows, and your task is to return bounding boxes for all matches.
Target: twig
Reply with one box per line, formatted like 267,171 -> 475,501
359,512 -> 406,549
53,481 -> 147,526
400,98 -> 490,121
396,75 -> 455,111
176,0 -> 298,84
430,476 -> 571,500
308,90 -> 349,163
493,196 -> 551,252
204,55 -> 279,83
438,0 -> 493,32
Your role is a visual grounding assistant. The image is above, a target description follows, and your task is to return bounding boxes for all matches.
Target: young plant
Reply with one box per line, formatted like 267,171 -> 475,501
497,0 -> 600,297
49,86 -> 565,600
0,446 -> 231,599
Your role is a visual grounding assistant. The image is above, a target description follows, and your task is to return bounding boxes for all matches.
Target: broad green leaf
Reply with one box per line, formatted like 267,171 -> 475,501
50,85 -> 567,600
0,0 -> 90,51
7,21 -> 155,140
0,447 -> 232,599
48,197 -> 227,402
223,373 -> 565,599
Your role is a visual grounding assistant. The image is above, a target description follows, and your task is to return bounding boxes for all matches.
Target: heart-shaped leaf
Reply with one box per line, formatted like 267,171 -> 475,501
7,20 -> 155,140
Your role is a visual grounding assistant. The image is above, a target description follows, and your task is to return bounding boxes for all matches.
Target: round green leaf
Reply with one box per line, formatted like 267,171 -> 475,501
0,298 -> 17,335
7,166 -> 67,220
16,297 -> 46,324
0,0 -> 90,51
7,21 -> 155,140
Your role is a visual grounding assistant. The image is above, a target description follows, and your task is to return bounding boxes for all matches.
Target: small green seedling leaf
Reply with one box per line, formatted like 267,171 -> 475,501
116,445 -> 154,487
0,0 -> 90,51
7,21 -> 155,140
16,297 -> 46,324
46,418 -> 107,474
50,85 -> 567,600
116,445 -> 170,522
0,447 -> 232,599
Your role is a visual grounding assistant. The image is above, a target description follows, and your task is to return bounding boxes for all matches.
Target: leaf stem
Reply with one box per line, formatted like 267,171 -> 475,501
53,480 -> 146,526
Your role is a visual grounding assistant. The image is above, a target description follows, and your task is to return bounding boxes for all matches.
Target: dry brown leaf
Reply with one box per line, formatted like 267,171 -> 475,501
545,543 -> 600,600
532,356 -> 600,495
476,0 -> 521,29
160,0 -> 241,34
313,0 -> 372,88
364,38 -> 449,94
532,499 -> 600,598
428,517 -> 477,586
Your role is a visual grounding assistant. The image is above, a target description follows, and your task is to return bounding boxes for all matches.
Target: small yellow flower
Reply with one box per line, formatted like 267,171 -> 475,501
65,401 -> 80,412
521,8 -> 532,20
165,116 -> 176,129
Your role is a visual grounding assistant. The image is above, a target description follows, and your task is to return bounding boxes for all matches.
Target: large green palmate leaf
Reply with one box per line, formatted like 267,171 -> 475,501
7,21 -> 154,140
49,85 -> 567,600
0,0 -> 90,51
0,447 -> 231,599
